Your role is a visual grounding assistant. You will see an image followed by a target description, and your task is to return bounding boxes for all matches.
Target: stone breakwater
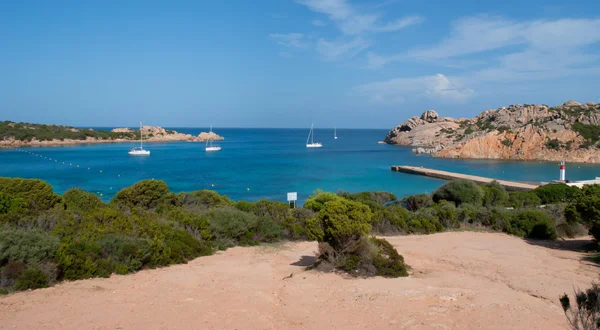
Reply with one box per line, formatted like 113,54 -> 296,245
385,100 -> 600,163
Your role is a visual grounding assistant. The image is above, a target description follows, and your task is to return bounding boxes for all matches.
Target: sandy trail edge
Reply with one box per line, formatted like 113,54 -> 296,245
0,232 -> 597,330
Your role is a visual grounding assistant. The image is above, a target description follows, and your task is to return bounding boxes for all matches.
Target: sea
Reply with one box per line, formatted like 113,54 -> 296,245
2,128 -> 600,204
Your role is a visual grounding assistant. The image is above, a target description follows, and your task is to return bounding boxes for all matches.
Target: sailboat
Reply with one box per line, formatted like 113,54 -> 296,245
128,121 -> 150,156
205,125 -> 221,152
334,127 -> 338,140
306,123 -> 322,148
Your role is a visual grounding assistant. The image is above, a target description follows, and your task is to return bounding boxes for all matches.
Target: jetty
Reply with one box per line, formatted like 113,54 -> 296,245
391,165 -> 539,191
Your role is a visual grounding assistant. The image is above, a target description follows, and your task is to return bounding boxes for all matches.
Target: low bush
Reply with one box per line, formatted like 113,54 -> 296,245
63,188 -> 105,211
433,180 -> 484,206
566,184 -> 600,240
0,229 -> 59,265
533,184 -> 581,204
14,268 -> 48,291
111,180 -> 173,210
508,191 -> 542,208
509,209 -> 557,239
403,194 -> 432,211
315,236 -> 408,278
180,190 -> 233,209
482,181 -> 509,207
304,190 -> 344,212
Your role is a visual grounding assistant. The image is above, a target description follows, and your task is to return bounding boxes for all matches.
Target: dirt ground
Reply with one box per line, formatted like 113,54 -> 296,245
1,232 -> 597,330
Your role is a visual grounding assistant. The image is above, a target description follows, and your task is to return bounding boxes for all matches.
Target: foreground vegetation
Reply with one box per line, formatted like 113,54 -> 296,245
1,176 -> 599,295
0,121 -> 138,142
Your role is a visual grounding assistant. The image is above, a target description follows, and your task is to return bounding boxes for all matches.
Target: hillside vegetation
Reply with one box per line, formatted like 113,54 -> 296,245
0,177 -> 598,295
0,121 -> 138,142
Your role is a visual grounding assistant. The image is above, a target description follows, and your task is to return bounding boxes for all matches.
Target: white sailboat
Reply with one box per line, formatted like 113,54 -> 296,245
306,123 -> 322,148
205,125 -> 221,152
334,127 -> 338,140
128,121 -> 150,156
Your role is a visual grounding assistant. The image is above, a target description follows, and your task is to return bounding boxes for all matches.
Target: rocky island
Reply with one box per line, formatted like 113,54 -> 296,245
385,100 -> 600,163
0,121 -> 224,148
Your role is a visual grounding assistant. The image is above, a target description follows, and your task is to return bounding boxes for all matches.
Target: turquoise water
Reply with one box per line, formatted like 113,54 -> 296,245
2,128 -> 600,203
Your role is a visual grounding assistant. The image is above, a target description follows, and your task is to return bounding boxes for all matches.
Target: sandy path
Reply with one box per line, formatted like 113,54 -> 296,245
0,232 -> 597,330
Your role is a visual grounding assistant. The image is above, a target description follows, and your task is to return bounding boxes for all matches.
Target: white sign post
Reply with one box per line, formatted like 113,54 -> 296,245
287,192 -> 297,208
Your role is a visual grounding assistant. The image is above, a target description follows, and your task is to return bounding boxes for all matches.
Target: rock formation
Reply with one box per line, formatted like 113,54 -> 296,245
384,101 -> 600,163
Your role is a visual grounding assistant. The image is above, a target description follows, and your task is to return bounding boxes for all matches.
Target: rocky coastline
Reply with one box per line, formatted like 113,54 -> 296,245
0,125 -> 224,148
385,100 -> 600,163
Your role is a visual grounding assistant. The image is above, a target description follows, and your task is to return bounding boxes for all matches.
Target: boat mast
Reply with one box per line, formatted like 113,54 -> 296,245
306,123 -> 313,145
140,121 -> 143,148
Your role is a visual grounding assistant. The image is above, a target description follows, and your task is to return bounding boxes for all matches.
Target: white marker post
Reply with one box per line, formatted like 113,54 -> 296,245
287,192 -> 297,209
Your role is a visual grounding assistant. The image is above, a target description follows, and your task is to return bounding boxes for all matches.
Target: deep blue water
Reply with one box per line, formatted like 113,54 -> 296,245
2,128 -> 600,203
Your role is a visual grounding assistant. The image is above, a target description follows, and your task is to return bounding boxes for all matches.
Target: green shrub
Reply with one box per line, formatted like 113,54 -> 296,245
0,229 -> 60,265
234,200 -> 254,212
180,190 -> 233,209
433,180 -> 484,206
318,199 -> 372,251
0,288 -> 8,295
403,194 -> 432,211
567,184 -> 600,240
208,207 -> 280,248
372,206 -> 409,234
167,209 -> 212,241
533,184 -> 581,204
304,190 -> 344,212
56,241 -> 112,280
508,191 -> 542,208
14,268 -> 48,290
97,234 -> 151,273
251,200 -> 291,224
0,178 -> 61,215
434,201 -> 459,229
509,209 -> 557,239
62,188 -> 105,211
407,213 -> 443,234
370,237 -> 409,277
111,180 -> 172,210
482,181 -> 509,207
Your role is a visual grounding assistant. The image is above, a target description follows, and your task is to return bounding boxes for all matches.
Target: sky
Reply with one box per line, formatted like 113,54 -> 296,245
1,0 -> 599,128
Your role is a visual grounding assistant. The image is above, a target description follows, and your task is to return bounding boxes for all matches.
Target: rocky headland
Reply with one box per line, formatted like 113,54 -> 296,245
0,121 -> 224,148
384,100 -> 600,163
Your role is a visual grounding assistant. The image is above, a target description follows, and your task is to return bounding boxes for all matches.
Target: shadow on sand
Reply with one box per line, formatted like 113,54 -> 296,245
525,237 -> 600,267
524,237 -> 594,252
290,256 -> 317,267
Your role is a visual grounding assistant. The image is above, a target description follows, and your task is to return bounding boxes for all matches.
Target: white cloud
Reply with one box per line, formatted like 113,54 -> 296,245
371,16 -> 600,66
357,74 -> 474,104
269,33 -> 308,49
312,19 -> 326,26
317,37 -> 371,61
297,0 -> 422,35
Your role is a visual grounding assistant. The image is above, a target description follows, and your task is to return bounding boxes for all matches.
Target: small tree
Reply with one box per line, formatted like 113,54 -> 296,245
318,199 -> 372,252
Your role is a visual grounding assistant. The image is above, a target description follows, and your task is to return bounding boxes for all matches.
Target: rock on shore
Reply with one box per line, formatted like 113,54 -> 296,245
384,101 -> 600,163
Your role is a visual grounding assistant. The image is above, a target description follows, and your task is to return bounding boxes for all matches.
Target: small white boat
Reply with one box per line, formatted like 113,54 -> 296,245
334,127 -> 338,140
128,121 -> 150,156
306,123 -> 322,148
205,125 -> 221,152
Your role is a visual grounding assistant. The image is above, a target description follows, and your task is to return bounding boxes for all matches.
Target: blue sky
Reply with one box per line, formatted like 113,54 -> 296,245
1,0 -> 599,128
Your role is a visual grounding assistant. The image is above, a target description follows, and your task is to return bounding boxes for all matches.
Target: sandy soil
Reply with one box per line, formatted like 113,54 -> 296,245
1,232 -> 597,330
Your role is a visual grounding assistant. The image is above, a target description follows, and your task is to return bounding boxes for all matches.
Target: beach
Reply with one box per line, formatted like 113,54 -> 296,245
0,231 -> 595,330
